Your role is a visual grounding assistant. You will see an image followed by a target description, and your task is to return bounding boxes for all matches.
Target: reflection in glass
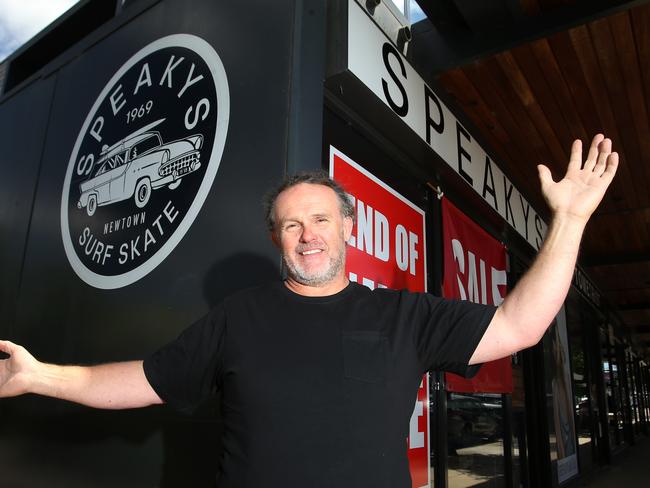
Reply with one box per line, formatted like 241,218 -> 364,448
447,393 -> 504,487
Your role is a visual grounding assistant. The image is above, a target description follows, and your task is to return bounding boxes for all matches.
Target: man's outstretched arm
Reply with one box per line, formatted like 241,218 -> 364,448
0,340 -> 163,409
469,134 -> 618,365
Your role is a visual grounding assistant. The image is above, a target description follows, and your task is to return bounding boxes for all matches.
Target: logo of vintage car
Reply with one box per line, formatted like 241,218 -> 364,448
76,119 -> 204,216
61,34 -> 229,289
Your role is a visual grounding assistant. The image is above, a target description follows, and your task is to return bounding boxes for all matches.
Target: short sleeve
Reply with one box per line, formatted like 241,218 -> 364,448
143,305 -> 226,415
411,294 -> 496,377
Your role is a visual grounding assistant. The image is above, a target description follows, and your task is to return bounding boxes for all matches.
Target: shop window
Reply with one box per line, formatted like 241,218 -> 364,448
566,303 -> 595,474
601,329 -> 626,451
511,353 -> 528,488
543,307 -> 579,485
447,392 -> 505,487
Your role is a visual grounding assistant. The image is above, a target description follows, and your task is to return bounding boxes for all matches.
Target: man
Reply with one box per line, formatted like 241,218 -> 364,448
0,135 -> 618,486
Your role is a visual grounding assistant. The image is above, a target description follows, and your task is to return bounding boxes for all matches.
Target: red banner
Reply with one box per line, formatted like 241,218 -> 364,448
330,147 -> 430,488
442,198 -> 512,393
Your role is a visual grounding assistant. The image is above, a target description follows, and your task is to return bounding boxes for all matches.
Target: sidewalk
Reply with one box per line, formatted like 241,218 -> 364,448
577,434 -> 650,486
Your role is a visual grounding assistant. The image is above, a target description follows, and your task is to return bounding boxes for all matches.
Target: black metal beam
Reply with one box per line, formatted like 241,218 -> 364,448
582,252 -> 650,267
619,304 -> 650,312
410,0 -> 650,75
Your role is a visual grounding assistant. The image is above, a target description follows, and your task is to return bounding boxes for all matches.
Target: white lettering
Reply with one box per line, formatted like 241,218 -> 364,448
184,98 -> 210,130
119,242 -> 128,264
163,200 -> 179,223
361,277 -> 375,290
177,63 -> 204,98
134,63 -> 152,95
409,399 -> 424,449
159,55 -> 184,88
452,238 -> 467,300
357,201 -> 373,255
144,228 -> 156,252
408,231 -> 418,276
109,85 -> 126,115
492,267 -> 507,306
77,154 -> 94,176
395,225 -> 408,272
375,211 -> 389,262
90,117 -> 104,143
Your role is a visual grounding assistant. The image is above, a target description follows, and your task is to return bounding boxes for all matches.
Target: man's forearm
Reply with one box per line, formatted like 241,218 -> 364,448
498,212 -> 586,342
31,360 -> 163,410
470,212 -> 586,364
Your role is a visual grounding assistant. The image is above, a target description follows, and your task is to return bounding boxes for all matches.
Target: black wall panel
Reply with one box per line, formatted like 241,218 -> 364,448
0,77 -> 56,335
0,0 -> 304,485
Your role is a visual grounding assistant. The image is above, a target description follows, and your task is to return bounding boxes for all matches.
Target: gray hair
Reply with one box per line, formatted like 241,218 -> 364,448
264,171 -> 355,232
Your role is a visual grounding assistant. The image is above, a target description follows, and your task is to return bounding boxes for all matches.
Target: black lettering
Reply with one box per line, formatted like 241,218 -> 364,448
482,156 -> 498,210
456,123 -> 473,185
519,194 -> 531,240
424,85 -> 443,143
503,176 -> 515,228
534,214 -> 543,250
381,43 -> 408,117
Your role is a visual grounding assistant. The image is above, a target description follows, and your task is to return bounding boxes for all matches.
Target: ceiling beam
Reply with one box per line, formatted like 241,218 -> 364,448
618,304 -> 650,312
582,252 -> 650,267
410,0 -> 650,75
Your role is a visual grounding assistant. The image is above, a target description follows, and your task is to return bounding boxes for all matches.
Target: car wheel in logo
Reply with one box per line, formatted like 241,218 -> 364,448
61,34 -> 229,289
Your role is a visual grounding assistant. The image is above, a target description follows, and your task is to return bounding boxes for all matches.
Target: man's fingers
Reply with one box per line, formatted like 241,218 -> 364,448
583,134 -> 605,172
537,164 -> 554,191
600,152 -> 619,184
0,341 -> 16,361
567,139 -> 583,173
592,138 -> 612,176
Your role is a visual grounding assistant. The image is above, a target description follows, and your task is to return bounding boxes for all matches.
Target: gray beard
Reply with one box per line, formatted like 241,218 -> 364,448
283,246 -> 346,287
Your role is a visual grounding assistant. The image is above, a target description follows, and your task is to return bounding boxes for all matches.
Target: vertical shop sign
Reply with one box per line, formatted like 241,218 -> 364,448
550,306 -> 579,483
442,199 -> 512,393
330,146 -> 429,488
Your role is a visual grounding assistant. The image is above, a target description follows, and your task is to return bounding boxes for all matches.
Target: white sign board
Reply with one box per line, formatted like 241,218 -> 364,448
347,1 -> 548,249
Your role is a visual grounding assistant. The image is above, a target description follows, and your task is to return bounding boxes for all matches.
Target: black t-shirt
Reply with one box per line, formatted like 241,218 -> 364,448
144,281 -> 496,487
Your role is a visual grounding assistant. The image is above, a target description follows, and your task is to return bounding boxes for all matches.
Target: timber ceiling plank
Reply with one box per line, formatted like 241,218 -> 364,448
631,4 -> 650,136
437,68 -> 529,179
568,23 -> 642,210
589,16 -> 650,216
484,56 -> 554,167
528,38 -> 589,145
545,31 -> 626,211
609,10 -> 650,205
496,49 -> 568,168
453,61 -> 548,214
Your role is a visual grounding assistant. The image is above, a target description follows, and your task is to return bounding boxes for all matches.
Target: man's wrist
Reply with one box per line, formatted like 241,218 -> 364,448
550,210 -> 589,230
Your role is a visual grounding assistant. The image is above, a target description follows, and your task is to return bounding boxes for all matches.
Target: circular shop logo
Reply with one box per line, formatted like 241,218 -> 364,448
61,34 -> 229,289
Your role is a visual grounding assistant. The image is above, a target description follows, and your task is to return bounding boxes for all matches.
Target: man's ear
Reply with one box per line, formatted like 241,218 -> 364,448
343,216 -> 353,242
270,230 -> 280,248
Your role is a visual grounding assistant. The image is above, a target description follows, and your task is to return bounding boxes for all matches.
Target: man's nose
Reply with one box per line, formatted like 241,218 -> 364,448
300,224 -> 317,242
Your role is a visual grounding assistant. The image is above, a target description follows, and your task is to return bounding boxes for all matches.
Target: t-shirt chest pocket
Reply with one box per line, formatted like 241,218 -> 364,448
342,331 -> 388,384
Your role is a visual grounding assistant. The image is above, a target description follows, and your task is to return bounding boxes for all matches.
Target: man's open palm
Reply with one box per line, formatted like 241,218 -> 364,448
538,134 -> 619,221
0,341 -> 36,398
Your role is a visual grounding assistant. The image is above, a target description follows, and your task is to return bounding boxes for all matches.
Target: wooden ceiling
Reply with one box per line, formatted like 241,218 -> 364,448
413,0 -> 650,356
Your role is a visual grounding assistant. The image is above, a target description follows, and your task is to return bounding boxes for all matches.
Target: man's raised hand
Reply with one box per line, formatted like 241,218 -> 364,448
538,134 -> 619,222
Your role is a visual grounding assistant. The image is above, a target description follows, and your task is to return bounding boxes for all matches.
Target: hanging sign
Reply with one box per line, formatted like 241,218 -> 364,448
345,0 -> 547,250
330,146 -> 429,488
442,198 -> 512,393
